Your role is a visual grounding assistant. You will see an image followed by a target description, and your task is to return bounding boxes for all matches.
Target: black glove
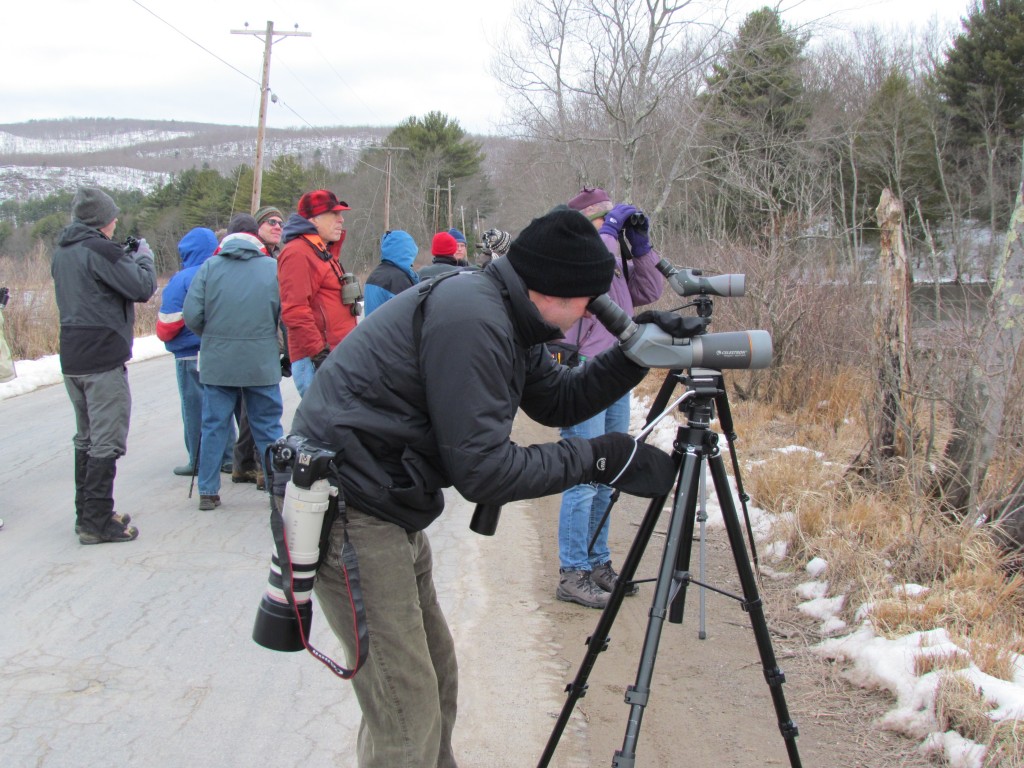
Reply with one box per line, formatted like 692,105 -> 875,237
310,347 -> 330,370
280,354 -> 292,378
588,432 -> 676,498
633,310 -> 708,338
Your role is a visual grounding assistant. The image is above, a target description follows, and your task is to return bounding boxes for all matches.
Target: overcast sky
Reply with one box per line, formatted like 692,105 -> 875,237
2,0 -> 973,136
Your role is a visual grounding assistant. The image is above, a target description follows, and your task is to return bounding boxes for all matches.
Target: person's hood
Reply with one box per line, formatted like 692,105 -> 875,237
280,213 -> 318,244
215,232 -> 269,261
380,230 -> 418,271
177,227 -> 218,270
57,221 -> 107,248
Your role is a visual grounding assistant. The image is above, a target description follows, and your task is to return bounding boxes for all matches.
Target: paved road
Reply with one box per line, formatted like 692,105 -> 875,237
0,355 -> 591,768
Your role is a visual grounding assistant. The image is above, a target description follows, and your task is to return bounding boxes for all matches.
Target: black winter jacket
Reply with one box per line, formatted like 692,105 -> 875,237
292,256 -> 648,531
51,222 -> 157,375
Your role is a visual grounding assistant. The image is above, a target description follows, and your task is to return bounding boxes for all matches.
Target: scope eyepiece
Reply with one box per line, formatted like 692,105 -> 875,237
587,295 -> 637,341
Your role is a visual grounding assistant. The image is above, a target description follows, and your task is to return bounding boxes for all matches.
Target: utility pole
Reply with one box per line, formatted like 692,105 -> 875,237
446,178 -> 453,229
230,21 -> 310,213
432,186 -> 442,232
366,145 -> 409,232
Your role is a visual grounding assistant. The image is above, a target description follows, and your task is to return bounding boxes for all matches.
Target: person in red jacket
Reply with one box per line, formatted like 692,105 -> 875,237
276,190 -> 361,397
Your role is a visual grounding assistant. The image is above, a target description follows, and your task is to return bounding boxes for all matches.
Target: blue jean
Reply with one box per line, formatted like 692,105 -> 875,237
291,357 -> 315,398
557,392 -> 631,571
175,358 -> 233,468
198,384 -> 283,496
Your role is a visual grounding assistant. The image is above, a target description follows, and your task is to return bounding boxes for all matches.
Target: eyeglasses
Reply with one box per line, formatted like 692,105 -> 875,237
264,218 -> 284,228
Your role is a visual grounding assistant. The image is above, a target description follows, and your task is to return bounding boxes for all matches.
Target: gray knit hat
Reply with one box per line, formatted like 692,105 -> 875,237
254,206 -> 283,226
72,187 -> 120,228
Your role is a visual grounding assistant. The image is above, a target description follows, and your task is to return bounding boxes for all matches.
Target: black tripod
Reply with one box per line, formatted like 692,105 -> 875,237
537,369 -> 802,768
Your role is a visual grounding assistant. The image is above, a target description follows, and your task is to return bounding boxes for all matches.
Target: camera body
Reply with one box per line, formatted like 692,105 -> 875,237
252,435 -> 339,653
123,235 -> 140,255
271,434 -> 337,489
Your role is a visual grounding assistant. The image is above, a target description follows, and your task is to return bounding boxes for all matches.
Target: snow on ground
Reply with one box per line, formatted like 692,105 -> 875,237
0,129 -> 195,154
0,336 -> 168,401
0,165 -> 170,202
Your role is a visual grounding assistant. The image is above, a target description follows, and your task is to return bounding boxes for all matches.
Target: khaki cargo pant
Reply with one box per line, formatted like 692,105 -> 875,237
314,507 -> 459,768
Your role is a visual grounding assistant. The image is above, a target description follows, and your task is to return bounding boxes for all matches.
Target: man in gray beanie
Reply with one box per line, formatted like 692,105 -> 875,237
284,205 -> 678,767
51,186 -> 157,544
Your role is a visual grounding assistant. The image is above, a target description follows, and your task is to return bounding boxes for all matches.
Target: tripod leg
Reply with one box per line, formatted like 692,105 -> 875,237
537,452 -> 681,768
612,448 -> 702,767
706,450 -> 803,768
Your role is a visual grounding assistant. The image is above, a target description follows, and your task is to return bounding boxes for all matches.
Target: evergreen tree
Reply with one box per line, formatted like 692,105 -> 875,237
259,155 -> 309,212
700,7 -> 811,243
385,112 -> 485,232
936,0 -> 1024,143
933,0 -> 1024,231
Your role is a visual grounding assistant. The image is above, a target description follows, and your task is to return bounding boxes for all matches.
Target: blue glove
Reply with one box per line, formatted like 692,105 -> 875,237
598,204 -> 638,239
624,211 -> 652,257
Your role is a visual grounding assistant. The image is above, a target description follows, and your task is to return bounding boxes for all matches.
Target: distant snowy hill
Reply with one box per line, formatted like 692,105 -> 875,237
0,118 -> 390,202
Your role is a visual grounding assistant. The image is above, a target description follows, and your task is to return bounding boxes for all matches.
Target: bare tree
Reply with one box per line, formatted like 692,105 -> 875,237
492,0 -> 723,207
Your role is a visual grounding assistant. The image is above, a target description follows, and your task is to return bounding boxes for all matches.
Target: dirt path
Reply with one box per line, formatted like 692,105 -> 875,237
508,415 -> 933,768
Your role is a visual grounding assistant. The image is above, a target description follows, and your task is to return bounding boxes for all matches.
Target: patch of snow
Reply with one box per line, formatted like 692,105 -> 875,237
806,557 -> 828,578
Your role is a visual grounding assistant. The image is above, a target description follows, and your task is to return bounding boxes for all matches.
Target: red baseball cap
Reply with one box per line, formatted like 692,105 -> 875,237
298,190 -> 351,219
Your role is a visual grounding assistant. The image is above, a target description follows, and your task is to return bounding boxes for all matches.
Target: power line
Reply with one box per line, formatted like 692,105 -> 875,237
130,1 -> 260,88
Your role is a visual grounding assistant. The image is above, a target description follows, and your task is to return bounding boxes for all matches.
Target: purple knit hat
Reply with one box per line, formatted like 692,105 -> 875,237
567,187 -> 613,220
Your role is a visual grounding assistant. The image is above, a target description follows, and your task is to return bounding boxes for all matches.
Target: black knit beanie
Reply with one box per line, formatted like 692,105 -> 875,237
506,206 -> 615,298
72,187 -> 120,229
227,213 -> 259,235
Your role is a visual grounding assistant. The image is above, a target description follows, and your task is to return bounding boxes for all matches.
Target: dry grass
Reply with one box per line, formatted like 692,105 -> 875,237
933,674 -> 1024,765
935,674 -> 992,743
719,364 -> 1024,757
1,244 -> 162,361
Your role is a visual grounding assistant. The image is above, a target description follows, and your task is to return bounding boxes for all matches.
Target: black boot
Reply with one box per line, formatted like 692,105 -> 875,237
74,451 -> 130,536
73,449 -> 88,535
78,457 -> 138,545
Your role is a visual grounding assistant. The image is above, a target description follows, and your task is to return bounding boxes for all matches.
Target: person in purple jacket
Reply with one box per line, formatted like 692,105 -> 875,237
555,186 -> 665,608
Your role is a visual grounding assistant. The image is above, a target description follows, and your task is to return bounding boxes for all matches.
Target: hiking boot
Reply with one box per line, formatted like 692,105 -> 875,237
220,462 -> 233,474
75,512 -> 131,537
591,561 -> 639,596
79,517 -> 139,545
231,468 -> 259,484
198,494 -> 221,511
173,464 -> 195,476
556,569 -> 609,609
256,470 -> 266,491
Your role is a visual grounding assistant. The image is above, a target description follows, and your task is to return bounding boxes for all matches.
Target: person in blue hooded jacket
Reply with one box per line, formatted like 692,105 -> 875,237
183,215 -> 284,511
363,230 -> 419,315
157,228 -> 235,477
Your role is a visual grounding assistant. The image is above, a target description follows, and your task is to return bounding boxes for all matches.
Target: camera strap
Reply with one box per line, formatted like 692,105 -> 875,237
266,454 -> 369,679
